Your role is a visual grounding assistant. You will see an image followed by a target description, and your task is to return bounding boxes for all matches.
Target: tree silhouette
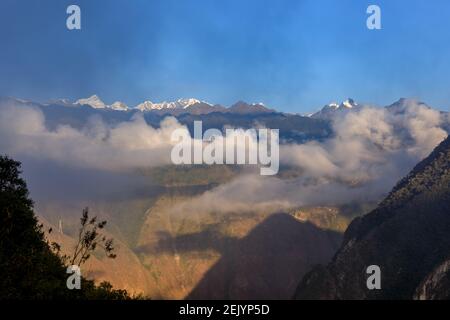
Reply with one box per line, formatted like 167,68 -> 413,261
69,207 -> 117,266
0,154 -> 129,299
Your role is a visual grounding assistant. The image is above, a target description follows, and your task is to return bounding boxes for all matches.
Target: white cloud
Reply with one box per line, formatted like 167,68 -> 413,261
170,101 -> 448,214
0,103 -> 188,171
0,100 -> 447,214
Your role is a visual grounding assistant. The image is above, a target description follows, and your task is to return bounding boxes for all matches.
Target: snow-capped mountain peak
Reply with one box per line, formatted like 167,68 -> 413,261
72,96 -> 207,112
341,98 -> 357,109
110,101 -> 129,111
311,98 -> 359,119
75,95 -> 106,109
74,95 -> 129,110
134,98 -> 205,111
327,102 -> 340,110
135,100 -> 157,111
177,98 -> 202,109
324,98 -> 358,110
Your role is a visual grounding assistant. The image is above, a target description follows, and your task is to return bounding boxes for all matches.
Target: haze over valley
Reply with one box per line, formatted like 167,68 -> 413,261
1,95 -> 448,298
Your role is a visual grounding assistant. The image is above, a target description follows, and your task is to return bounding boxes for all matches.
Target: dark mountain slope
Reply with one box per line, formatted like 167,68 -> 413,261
295,135 -> 450,300
186,213 -> 342,300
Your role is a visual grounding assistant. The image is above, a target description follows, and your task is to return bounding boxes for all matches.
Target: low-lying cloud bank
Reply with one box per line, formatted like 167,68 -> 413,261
0,100 -> 448,214
283,102 -> 447,182
173,101 -> 449,214
0,103 -> 184,171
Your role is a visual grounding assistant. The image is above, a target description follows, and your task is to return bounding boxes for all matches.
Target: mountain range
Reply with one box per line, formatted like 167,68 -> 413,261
63,95 -> 276,115
6,95 -> 448,121
3,95 -> 449,146
65,95 -> 362,118
0,95 -> 332,144
27,94 -> 360,117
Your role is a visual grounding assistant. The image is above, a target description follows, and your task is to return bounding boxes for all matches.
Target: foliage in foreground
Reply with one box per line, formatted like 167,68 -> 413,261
0,155 -> 130,299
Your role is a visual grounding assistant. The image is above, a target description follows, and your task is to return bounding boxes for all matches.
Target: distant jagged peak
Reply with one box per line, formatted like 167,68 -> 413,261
392,97 -> 422,106
324,98 -> 358,110
341,98 -> 358,109
134,98 -> 208,111
134,100 -> 155,111
74,95 -> 129,110
228,100 -> 273,114
177,98 -> 203,109
311,98 -> 359,119
46,98 -> 73,106
110,101 -> 129,111
386,97 -> 431,114
75,94 -> 107,109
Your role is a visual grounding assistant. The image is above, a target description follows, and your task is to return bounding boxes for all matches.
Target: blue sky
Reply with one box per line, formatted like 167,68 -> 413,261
1,0 -> 450,112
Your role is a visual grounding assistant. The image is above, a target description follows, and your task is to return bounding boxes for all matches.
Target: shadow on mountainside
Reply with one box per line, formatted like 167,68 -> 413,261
141,213 -> 342,299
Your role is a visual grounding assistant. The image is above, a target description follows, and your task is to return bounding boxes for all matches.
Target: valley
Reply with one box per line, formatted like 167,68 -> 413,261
2,0 -> 450,303
39,165 -> 354,299
2,95 -> 448,299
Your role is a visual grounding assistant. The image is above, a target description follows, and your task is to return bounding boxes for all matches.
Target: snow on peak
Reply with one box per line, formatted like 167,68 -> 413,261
72,96 -> 207,112
341,98 -> 357,109
75,95 -> 129,110
328,102 -> 340,110
75,95 -> 106,109
323,98 -> 357,110
325,99 -> 357,110
135,100 -> 157,111
311,98 -> 359,119
251,102 -> 266,107
134,98 -> 205,111
110,101 -> 129,111
177,98 -> 202,109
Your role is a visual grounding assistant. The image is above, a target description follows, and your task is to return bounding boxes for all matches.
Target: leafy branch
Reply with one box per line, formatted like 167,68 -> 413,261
46,208 -> 116,267
69,207 -> 117,266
